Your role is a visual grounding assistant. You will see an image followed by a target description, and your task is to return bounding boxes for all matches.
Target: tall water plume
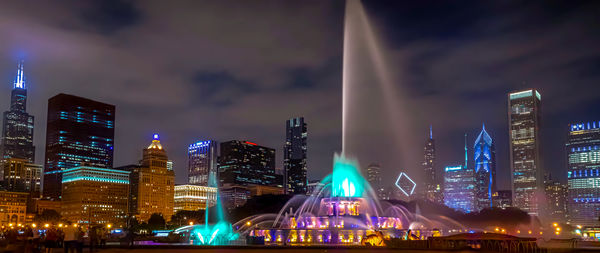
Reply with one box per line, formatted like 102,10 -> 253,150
342,0 -> 414,170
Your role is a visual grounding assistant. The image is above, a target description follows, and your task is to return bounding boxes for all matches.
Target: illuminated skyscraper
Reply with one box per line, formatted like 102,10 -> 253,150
219,140 -> 282,188
566,121 -> 600,227
284,117 -> 307,194
443,165 -> 476,213
127,134 -> 175,222
1,61 -> 35,164
421,126 -> 441,203
43,94 -> 115,199
188,140 -> 218,186
474,124 -> 496,210
508,89 -> 542,215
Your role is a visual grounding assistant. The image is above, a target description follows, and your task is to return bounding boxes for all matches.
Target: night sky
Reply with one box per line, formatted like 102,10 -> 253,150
0,0 -> 599,190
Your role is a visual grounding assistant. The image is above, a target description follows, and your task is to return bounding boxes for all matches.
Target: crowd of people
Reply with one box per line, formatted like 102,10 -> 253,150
0,222 -> 110,253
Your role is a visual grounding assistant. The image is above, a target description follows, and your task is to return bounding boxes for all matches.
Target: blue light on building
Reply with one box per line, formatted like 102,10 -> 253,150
444,165 -> 476,213
188,140 -> 218,186
474,124 -> 496,211
566,121 -> 600,226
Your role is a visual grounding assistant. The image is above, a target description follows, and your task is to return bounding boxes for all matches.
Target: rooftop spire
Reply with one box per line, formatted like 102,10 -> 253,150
464,133 -> 468,170
147,133 -> 163,149
429,125 -> 433,139
13,60 -> 25,89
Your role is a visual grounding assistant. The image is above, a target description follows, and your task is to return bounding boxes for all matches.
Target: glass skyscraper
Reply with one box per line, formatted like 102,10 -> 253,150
43,94 -> 115,199
188,140 -> 218,187
1,61 -> 35,163
219,140 -> 282,188
508,89 -> 542,215
474,124 -> 496,211
443,165 -> 476,213
566,121 -> 600,227
422,126 -> 441,203
284,117 -> 307,194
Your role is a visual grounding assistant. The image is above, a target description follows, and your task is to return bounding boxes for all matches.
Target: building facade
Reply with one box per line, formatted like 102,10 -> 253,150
0,190 -> 28,225
566,121 -> 600,227
3,158 -> 42,195
219,140 -> 282,188
508,89 -> 543,215
188,140 -> 218,187
474,124 -> 497,211
60,166 -> 129,225
43,94 -> 115,199
443,165 -> 476,213
128,134 -> 175,222
545,180 -> 568,223
174,184 -> 217,212
284,117 -> 307,195
1,61 -> 35,169
220,185 -> 250,210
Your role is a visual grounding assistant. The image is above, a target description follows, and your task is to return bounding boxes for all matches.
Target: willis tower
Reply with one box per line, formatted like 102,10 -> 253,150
1,61 -> 35,163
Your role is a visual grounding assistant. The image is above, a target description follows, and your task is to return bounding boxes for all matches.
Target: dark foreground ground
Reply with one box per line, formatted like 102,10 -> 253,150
96,248 -> 474,253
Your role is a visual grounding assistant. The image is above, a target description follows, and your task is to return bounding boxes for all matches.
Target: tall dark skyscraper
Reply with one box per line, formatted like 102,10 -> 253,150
566,121 -> 600,227
188,140 -> 218,187
474,124 -> 496,211
508,89 -> 542,216
219,140 -> 282,188
1,61 -> 35,163
421,126 -> 441,203
284,117 -> 307,194
43,94 -> 115,199
365,163 -> 385,199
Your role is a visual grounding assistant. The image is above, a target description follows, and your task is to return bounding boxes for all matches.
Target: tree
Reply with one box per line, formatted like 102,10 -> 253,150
170,210 -> 204,228
147,213 -> 166,230
34,209 -> 61,223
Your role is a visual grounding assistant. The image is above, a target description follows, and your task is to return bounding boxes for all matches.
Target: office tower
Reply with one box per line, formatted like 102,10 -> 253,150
493,190 -> 512,209
284,117 -> 307,195
1,61 -> 35,165
127,134 -> 175,222
174,185 -> 217,212
188,140 -> 218,186
545,180 -> 567,223
474,124 -> 497,211
566,121 -> 600,227
0,190 -> 28,225
365,163 -> 384,199
61,166 -> 129,225
219,140 -> 282,187
422,126 -> 441,203
43,94 -> 115,199
508,89 -> 542,215
443,165 -> 476,213
3,158 -> 42,195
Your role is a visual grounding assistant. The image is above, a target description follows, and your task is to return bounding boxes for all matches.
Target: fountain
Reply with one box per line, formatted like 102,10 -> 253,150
237,154 -> 460,245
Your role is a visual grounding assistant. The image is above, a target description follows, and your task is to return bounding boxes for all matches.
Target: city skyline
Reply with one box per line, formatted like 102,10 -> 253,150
0,1 -> 599,190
